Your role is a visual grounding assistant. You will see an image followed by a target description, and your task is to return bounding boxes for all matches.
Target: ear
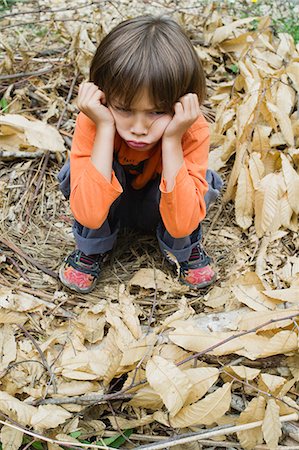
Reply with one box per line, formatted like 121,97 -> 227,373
99,90 -> 107,105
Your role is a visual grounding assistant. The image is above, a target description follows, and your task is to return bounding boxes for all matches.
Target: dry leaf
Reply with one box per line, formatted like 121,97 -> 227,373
129,386 -> 163,409
237,396 -> 266,450
259,373 -> 286,394
211,17 -> 257,45
0,114 -> 65,156
184,367 -> 219,404
31,405 -> 72,430
108,414 -> 154,430
225,365 -> 260,381
0,425 -> 23,450
262,399 -> 282,449
118,285 -> 142,340
281,153 -> 299,214
129,268 -> 188,293
263,288 -> 299,303
0,324 -> 16,371
154,383 -> 231,428
146,355 -> 192,416
235,166 -> 254,229
0,392 -> 35,426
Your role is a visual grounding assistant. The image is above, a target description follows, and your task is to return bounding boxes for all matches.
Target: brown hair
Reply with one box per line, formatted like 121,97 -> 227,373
90,15 -> 206,113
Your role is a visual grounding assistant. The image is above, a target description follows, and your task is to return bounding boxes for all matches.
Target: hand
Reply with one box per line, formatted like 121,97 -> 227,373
77,82 -> 115,129
163,93 -> 200,141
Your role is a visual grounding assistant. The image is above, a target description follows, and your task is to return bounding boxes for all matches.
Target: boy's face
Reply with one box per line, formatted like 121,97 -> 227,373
109,90 -> 172,151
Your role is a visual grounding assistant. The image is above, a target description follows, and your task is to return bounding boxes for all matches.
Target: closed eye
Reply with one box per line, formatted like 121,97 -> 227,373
150,111 -> 166,116
114,106 -> 131,113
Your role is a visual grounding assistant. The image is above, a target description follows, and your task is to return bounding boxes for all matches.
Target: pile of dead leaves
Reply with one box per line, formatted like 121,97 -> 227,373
1,266 -> 299,449
202,10 -> 299,236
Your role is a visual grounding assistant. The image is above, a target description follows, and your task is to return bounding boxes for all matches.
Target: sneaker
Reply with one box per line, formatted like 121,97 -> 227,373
59,249 -> 105,293
179,243 -> 216,289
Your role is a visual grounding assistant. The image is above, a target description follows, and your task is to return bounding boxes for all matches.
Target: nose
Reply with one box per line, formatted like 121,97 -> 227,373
130,114 -> 148,136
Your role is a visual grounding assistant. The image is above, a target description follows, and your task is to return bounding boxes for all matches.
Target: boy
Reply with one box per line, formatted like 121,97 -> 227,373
58,15 -> 222,293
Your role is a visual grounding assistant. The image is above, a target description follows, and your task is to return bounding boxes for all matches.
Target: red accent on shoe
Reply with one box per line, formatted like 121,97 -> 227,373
59,250 -> 103,294
181,264 -> 216,288
60,265 -> 96,293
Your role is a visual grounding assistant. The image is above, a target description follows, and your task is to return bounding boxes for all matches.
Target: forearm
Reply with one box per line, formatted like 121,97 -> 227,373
90,125 -> 115,182
161,136 -> 184,192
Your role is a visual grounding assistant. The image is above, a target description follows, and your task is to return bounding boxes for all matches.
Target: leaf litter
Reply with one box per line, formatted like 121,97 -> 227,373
0,0 -> 299,449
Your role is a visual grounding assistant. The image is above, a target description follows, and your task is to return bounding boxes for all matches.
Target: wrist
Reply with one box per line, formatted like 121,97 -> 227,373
162,134 -> 183,147
95,122 -> 115,135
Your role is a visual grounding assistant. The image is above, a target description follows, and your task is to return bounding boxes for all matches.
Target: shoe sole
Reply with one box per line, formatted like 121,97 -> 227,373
59,266 -> 97,294
179,273 -> 217,289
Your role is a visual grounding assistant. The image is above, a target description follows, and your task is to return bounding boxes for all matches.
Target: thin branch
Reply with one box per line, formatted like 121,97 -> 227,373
0,236 -> 58,279
134,413 -> 299,450
30,392 -> 133,406
176,312 -> 299,367
0,65 -> 54,80
16,324 -> 57,394
0,417 -> 113,449
221,369 -> 299,412
0,0 -> 102,19
146,264 -> 158,335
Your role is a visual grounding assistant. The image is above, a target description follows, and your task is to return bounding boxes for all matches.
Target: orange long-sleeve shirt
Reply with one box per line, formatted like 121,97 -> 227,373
70,112 -> 210,238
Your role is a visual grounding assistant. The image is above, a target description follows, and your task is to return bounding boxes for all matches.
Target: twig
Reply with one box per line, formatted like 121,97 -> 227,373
23,151 -> 50,229
203,201 -> 224,245
0,0 -> 102,19
1,17 -> 94,30
146,264 -> 158,335
16,324 -> 58,394
0,417 -> 113,450
134,413 -> 299,450
107,401 -> 134,447
221,369 -> 299,412
1,251 -> 31,283
56,70 -> 78,129
0,66 -> 54,80
30,392 -> 132,406
176,312 -> 299,367
0,236 -> 58,279
0,360 -> 45,380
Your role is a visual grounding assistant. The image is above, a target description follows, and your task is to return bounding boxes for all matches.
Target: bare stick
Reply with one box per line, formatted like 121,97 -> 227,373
23,151 -> 50,229
0,66 -> 54,80
135,413 -> 299,450
31,392 -> 133,406
0,417 -> 113,449
56,70 -> 78,129
0,236 -> 58,279
176,312 -> 299,367
2,252 -> 31,283
16,324 -> 57,394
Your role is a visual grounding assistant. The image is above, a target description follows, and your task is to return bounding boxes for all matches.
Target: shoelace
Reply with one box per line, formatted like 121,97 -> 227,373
75,251 -> 100,267
189,244 -> 206,262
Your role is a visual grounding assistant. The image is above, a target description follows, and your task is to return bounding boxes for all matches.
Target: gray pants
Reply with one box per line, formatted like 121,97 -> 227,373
58,160 -> 223,262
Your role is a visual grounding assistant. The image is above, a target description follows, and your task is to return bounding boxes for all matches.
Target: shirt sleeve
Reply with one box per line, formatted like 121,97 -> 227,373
159,117 -> 210,238
69,113 -> 123,229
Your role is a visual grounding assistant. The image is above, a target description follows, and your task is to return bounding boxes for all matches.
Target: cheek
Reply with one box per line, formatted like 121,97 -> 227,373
151,116 -> 172,137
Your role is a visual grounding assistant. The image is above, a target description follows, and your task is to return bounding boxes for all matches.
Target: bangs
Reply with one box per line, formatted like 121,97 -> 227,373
90,15 -> 206,112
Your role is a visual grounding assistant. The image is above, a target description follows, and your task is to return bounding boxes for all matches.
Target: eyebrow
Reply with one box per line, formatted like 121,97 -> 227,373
113,104 -> 164,112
